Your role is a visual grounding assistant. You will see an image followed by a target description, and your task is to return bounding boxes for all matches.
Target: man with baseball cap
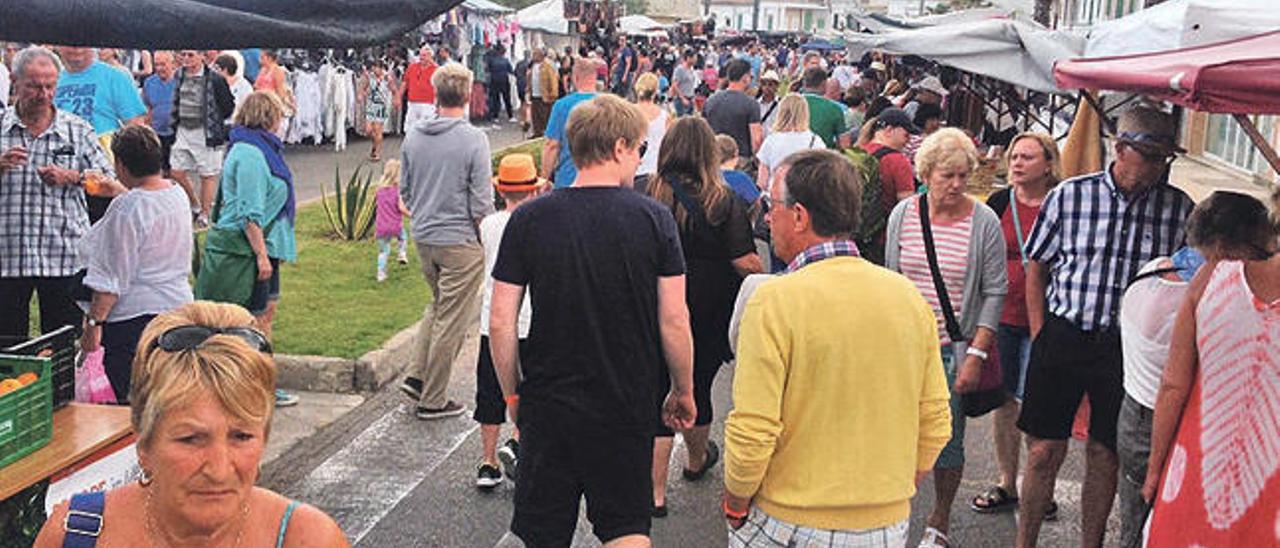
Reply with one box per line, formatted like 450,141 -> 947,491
1016,105 -> 1194,548
859,107 -> 920,210
757,70 -> 781,136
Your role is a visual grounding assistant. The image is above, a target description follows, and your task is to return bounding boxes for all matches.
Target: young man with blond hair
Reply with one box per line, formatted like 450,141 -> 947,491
490,94 -> 696,547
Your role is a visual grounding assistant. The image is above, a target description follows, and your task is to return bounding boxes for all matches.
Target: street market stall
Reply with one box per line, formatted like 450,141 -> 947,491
1057,30 -> 1280,175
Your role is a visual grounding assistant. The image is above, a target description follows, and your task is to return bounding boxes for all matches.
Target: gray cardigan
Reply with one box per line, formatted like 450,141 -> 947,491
884,195 -> 1008,354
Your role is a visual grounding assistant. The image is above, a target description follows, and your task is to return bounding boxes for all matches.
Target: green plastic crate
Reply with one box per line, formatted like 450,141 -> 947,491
0,356 -> 53,470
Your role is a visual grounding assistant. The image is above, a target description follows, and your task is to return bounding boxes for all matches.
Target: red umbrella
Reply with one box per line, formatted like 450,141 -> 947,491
1054,30 -> 1280,115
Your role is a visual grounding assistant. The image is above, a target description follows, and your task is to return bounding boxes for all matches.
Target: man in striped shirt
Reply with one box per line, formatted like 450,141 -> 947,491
1014,106 -> 1194,548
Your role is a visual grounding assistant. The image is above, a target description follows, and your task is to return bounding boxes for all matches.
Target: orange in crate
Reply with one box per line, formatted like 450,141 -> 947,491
0,378 -> 20,396
16,372 -> 38,385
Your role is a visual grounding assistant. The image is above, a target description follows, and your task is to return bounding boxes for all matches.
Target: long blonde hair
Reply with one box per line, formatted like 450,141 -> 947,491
772,94 -> 810,133
379,159 -> 402,188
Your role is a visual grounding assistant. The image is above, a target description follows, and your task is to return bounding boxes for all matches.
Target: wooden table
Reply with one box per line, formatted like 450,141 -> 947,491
0,403 -> 133,500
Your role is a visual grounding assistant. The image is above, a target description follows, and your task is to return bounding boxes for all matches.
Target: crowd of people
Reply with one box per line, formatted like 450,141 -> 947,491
3,32 -> 1280,548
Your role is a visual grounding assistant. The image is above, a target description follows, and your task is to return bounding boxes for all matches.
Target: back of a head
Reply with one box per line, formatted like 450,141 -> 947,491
111,125 -> 163,178
572,57 -> 598,83
802,67 -> 827,90
781,149 -> 863,237
724,59 -> 751,84
633,72 -> 659,102
381,159 -> 402,187
131,302 -> 276,448
234,90 -> 285,130
1186,191 -> 1277,260
773,94 -> 810,133
432,63 -> 474,109
566,94 -> 647,170
715,135 -> 739,165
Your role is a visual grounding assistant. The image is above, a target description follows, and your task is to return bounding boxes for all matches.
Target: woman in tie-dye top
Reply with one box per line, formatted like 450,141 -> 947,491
1143,189 -> 1280,546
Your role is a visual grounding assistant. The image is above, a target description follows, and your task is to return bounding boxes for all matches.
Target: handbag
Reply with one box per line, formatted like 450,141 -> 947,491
917,194 -> 1004,418
192,187 -> 278,309
74,347 -> 116,404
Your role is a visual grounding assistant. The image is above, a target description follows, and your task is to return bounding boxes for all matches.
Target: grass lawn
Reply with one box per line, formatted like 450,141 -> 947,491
270,203 -> 429,359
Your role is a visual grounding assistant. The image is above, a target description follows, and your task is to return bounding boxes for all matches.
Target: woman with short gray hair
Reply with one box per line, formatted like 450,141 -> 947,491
884,127 -> 1007,548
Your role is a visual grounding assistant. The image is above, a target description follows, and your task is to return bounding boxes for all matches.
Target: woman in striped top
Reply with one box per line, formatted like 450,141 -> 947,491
885,127 -> 1008,548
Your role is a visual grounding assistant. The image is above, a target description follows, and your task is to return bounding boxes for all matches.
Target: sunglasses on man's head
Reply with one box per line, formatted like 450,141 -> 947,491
152,325 -> 273,355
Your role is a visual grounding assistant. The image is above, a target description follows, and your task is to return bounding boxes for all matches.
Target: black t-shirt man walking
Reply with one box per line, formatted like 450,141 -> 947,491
489,94 -> 697,547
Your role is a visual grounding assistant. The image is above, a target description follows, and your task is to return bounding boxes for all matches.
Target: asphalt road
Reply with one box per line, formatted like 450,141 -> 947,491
263,122 -> 1120,547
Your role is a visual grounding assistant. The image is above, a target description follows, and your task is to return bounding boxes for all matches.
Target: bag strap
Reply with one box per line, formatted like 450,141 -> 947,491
871,146 -> 896,160
62,492 -> 105,548
1128,266 -> 1181,288
1009,187 -> 1030,266
918,194 -> 966,343
761,100 -> 779,123
808,134 -> 817,148
666,173 -> 708,226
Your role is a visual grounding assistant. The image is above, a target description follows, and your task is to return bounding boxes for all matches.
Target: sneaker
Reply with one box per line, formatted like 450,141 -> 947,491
415,400 -> 467,420
476,463 -> 503,489
399,377 -> 423,400
498,439 -> 519,481
397,251 -> 409,264
274,389 -> 299,407
376,269 -> 387,282
509,117 -> 518,123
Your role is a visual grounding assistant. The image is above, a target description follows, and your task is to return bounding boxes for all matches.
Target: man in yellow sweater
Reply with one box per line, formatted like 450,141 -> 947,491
724,149 -> 953,546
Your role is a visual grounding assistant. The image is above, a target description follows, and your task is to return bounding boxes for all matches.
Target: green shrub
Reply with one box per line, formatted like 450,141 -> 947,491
321,163 -> 377,241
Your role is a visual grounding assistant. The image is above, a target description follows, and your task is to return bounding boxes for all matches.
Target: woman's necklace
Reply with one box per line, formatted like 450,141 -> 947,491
144,486 -> 250,548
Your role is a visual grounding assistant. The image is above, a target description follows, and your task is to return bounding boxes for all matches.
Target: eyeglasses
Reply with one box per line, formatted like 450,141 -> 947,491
1123,142 -> 1177,166
638,141 -> 649,158
152,325 -> 273,355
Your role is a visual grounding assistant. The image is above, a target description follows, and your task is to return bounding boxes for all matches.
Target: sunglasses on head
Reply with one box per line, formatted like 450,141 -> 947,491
152,325 -> 273,354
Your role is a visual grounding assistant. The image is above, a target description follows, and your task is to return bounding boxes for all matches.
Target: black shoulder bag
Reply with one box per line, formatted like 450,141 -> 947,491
918,195 -> 1004,417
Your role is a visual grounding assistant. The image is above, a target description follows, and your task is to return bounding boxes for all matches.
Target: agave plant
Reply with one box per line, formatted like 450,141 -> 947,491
322,163 -> 378,241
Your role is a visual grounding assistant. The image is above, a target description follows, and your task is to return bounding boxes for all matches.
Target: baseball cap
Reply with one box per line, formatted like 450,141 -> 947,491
875,108 -> 920,135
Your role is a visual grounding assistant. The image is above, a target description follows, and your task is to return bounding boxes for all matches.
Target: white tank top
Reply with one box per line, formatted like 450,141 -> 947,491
637,109 -> 668,177
1119,258 -> 1188,408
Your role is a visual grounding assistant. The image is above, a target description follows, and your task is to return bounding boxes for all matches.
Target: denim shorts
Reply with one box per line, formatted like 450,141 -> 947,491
247,258 -> 281,315
997,324 -> 1032,400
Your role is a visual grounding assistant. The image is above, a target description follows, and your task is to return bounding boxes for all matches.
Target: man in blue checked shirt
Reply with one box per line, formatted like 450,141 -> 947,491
1014,105 -> 1195,548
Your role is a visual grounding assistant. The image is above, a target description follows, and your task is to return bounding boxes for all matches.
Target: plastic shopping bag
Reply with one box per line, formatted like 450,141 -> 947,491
75,347 -> 117,404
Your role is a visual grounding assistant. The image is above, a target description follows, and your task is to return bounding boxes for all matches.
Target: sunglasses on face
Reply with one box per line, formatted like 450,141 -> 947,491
152,325 -> 273,355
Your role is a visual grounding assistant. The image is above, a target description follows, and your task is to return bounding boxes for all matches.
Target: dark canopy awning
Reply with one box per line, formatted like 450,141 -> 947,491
0,0 -> 464,49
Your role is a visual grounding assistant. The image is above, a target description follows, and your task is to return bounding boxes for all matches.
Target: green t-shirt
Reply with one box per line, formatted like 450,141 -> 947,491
804,94 -> 848,149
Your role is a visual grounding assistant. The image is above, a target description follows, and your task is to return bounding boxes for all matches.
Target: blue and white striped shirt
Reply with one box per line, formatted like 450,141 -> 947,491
1023,167 -> 1193,331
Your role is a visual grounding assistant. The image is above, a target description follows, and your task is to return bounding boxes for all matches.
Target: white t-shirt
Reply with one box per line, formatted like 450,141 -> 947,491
637,109 -> 668,177
756,130 -> 824,172
81,183 -> 194,322
1119,258 -> 1188,409
230,78 -> 253,111
0,63 -> 10,108
479,210 -> 532,338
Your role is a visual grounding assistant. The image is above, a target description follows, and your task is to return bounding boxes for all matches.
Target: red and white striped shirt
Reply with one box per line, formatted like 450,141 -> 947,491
896,198 -> 973,345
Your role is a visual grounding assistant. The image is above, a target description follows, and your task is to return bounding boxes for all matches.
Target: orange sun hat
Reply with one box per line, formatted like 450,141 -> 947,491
493,153 -> 548,192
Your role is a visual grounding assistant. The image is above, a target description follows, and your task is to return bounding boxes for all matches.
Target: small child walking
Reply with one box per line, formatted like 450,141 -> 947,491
374,160 -> 410,282
474,153 -> 544,489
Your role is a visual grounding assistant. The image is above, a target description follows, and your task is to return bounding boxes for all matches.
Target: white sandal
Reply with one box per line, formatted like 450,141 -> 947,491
918,527 -> 950,547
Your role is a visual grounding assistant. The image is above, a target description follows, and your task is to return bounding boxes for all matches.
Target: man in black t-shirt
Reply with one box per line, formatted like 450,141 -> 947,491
489,94 -> 696,547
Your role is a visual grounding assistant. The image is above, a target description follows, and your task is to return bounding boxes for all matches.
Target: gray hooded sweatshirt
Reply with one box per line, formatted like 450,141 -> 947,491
400,116 -> 494,245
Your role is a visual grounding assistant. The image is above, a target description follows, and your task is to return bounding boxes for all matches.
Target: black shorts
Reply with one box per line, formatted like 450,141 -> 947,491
1017,315 -> 1124,452
247,258 -> 281,315
512,407 -> 651,547
158,132 -> 176,173
655,353 -> 722,436
474,335 -> 529,425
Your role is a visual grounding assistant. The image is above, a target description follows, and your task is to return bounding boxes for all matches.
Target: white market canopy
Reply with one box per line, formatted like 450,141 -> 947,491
842,19 -> 1085,93
517,0 -> 569,35
461,0 -> 514,14
618,14 -> 668,36
1082,0 -> 1280,58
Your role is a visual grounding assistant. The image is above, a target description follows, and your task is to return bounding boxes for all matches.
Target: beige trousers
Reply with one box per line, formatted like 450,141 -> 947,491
410,241 -> 485,409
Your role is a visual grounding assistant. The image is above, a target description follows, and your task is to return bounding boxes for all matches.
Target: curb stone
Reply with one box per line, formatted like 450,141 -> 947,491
276,320 -> 420,393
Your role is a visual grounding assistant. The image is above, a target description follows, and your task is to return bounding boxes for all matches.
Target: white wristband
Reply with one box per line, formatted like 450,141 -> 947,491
965,346 -> 989,361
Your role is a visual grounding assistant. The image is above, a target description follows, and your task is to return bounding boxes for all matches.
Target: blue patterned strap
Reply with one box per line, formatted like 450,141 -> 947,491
277,500 -> 300,548
62,492 -> 105,548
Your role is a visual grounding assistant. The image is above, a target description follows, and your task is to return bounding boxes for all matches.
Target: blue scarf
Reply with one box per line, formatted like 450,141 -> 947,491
229,125 -> 295,224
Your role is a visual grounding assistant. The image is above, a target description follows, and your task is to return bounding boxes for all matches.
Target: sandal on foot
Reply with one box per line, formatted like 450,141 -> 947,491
918,526 -> 950,547
970,485 -> 1019,514
682,441 -> 720,481
1044,500 -> 1060,522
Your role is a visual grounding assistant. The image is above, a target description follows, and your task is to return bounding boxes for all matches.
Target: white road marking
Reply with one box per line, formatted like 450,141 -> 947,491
291,404 -> 478,544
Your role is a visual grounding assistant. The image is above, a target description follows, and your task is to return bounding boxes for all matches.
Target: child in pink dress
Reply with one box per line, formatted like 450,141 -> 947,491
374,160 -> 410,282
